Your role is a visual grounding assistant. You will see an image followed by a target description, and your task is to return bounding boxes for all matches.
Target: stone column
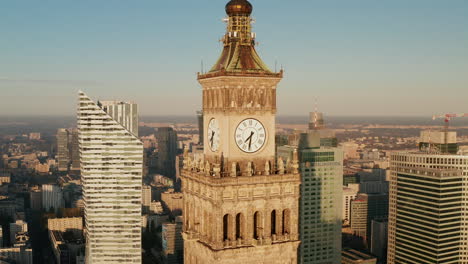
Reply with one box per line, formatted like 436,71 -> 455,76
229,214 -> 236,241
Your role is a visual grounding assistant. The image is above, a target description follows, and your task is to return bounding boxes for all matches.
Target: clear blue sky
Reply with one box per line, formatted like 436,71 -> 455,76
1,0 -> 467,116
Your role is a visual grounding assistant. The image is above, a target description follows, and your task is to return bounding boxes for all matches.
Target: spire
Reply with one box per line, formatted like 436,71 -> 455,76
199,0 -> 282,79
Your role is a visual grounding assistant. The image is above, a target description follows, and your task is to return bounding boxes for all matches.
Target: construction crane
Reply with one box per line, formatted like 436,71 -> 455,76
432,113 -> 468,145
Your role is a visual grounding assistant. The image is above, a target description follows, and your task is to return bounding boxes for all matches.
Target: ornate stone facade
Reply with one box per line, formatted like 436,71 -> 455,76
181,1 -> 300,263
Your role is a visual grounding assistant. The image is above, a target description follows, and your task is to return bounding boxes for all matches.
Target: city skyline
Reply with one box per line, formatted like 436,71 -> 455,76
1,0 -> 468,117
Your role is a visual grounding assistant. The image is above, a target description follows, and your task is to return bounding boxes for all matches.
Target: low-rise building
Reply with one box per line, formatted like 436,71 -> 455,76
48,217 -> 83,235
161,190 -> 183,216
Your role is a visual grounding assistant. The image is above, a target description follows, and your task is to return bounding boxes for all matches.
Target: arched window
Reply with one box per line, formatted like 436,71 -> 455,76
253,211 -> 262,239
223,214 -> 229,241
282,209 -> 291,234
236,213 -> 244,239
271,210 -> 277,235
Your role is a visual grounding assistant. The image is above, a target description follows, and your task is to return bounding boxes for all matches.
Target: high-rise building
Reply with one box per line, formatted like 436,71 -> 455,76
162,216 -> 184,264
387,130 -> 468,264
57,129 -> 70,172
156,127 -> 178,178
42,184 -> 64,212
180,1 -> 301,263
350,193 -> 388,244
142,185 -> 152,214
370,218 -> 388,261
343,187 -> 358,225
278,132 -> 343,264
78,91 -> 143,263
70,128 -> 80,172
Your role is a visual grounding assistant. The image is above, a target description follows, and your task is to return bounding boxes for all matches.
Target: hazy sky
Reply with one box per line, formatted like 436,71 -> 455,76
1,0 -> 467,117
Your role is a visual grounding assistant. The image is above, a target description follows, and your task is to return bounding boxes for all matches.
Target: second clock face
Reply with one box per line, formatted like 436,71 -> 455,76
207,118 -> 220,152
235,118 -> 266,153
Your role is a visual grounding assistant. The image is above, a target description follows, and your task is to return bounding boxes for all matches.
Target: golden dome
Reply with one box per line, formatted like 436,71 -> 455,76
225,0 -> 253,16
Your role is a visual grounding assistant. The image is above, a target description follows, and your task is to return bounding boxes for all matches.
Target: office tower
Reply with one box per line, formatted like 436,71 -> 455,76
278,132 -> 343,264
42,184 -> 64,212
69,128 -> 80,171
350,193 -> 388,244
387,130 -> 468,264
370,218 -> 388,261
78,91 -> 143,263
156,127 -> 178,178
142,185 -> 152,214
180,1 -> 301,263
343,187 -> 358,225
57,129 -> 70,171
197,111 -> 204,145
162,216 -> 183,264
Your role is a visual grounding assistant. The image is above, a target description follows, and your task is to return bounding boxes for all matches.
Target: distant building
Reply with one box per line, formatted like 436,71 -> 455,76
57,129 -> 70,172
341,142 -> 360,160
29,188 -> 42,210
370,218 -> 388,261
49,229 -> 84,264
0,246 -> 33,264
35,162 -> 50,174
161,190 -> 183,216
29,132 -> 41,140
10,220 -> 28,245
278,132 -> 343,264
42,184 -> 64,212
0,174 -> 10,185
350,193 -> 388,244
69,129 -> 80,172
343,187 -> 358,225
142,185 -> 152,214
197,110 -> 203,145
0,226 -> 3,247
156,127 -> 178,178
162,216 -> 183,264
342,248 -> 377,264
48,217 -> 83,234
78,91 -> 142,263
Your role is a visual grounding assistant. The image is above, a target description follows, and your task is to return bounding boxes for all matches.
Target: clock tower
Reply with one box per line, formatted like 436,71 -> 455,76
181,1 -> 301,263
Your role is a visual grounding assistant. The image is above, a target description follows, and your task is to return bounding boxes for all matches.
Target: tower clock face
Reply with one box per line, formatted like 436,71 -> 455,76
235,118 -> 266,153
207,118 -> 220,152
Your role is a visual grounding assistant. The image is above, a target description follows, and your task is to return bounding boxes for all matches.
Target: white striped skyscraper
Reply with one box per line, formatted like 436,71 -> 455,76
78,91 -> 143,263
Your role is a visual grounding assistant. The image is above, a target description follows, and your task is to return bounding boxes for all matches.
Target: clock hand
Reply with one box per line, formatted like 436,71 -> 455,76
245,131 -> 254,150
210,131 -> 215,146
